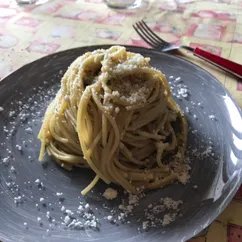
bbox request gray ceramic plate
[0,45,242,242]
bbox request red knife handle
[194,48,242,79]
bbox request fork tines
[133,20,168,49]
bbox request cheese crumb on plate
[103,188,118,200]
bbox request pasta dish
[38,46,188,195]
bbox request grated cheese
[103,188,118,200]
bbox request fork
[133,20,242,79]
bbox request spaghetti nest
[38,46,188,195]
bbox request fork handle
[193,48,242,79]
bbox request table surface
[0,0,242,241]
